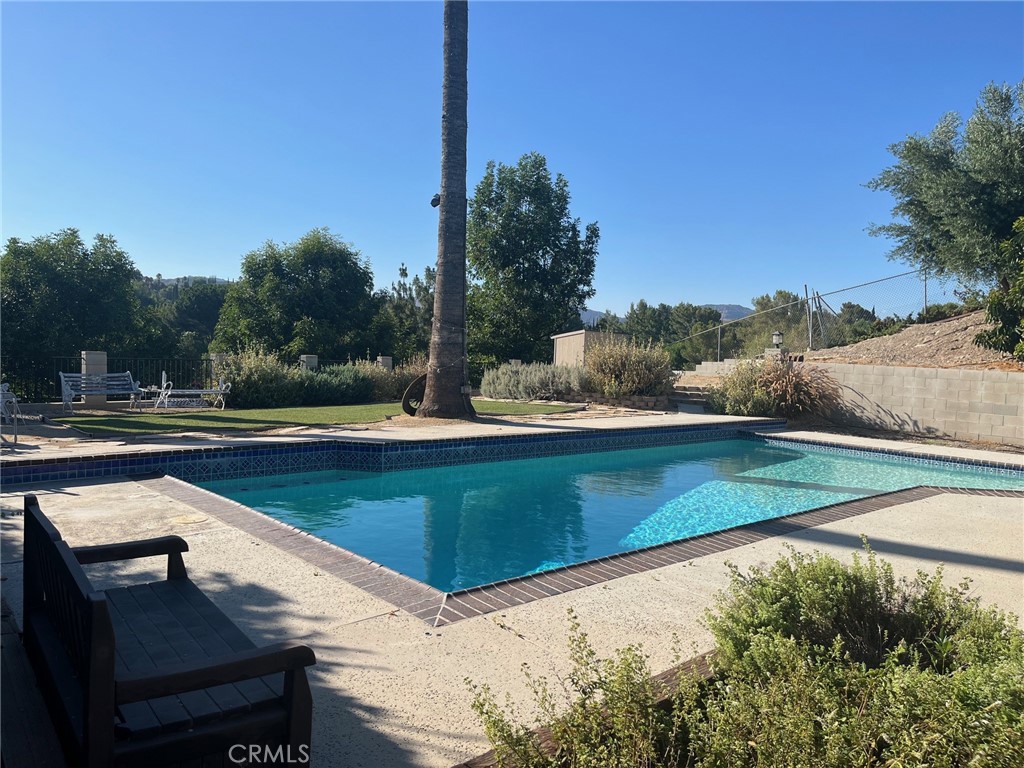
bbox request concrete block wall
[819,363,1023,447]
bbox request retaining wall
[819,363,1022,446]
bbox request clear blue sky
[3,1,1021,315]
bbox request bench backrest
[60,371,141,395]
[24,496,116,763]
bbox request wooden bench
[22,495,316,768]
[154,371,231,410]
[59,371,144,414]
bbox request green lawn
[57,400,577,437]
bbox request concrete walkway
[1,413,1022,767]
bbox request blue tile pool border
[751,433,1024,480]
[0,419,788,486]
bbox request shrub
[213,346,300,409]
[707,543,1021,672]
[705,358,842,418]
[584,339,673,398]
[468,611,691,768]
[213,348,375,408]
[480,363,591,401]
[353,355,429,402]
[295,364,373,406]
[468,547,1024,768]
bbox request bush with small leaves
[480,363,591,401]
[584,338,673,398]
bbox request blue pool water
[199,439,1024,592]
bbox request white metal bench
[154,371,231,410]
[59,371,143,414]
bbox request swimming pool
[199,437,1024,592]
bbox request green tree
[467,152,599,363]
[419,0,475,419]
[976,216,1024,360]
[622,300,673,343]
[171,281,229,353]
[868,81,1024,290]
[375,264,435,364]
[1,229,153,394]
[211,228,376,360]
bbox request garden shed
[551,330,626,367]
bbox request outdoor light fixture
[772,330,783,348]
[430,193,441,208]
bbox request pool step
[669,385,708,414]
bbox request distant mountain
[580,308,617,327]
[703,304,753,322]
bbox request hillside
[803,311,1022,370]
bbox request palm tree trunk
[419,0,475,419]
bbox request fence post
[81,350,107,408]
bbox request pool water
[199,439,1024,592]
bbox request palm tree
[418,0,475,419]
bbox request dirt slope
[803,311,1022,370]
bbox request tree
[868,81,1024,290]
[0,229,152,395]
[172,281,229,352]
[976,216,1024,360]
[211,228,376,360]
[622,300,673,343]
[467,152,599,363]
[419,0,475,419]
[374,264,435,364]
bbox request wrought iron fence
[0,356,214,403]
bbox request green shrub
[468,611,691,768]
[584,338,673,398]
[707,543,1021,672]
[213,346,300,409]
[353,355,428,402]
[295,364,374,406]
[480,363,591,401]
[705,358,842,418]
[213,348,375,408]
[468,547,1024,768]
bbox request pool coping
[143,473,1024,628]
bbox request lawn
[57,400,578,436]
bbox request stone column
[81,350,107,408]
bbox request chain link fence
[680,269,971,363]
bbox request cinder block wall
[819,363,1023,447]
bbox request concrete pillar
[81,350,107,407]
[509,359,522,367]
[207,353,229,385]
[376,355,393,370]
[299,355,318,371]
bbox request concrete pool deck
[1,412,1023,767]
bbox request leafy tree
[467,151,599,363]
[0,229,156,395]
[419,0,475,418]
[171,281,229,353]
[976,216,1024,360]
[621,300,672,343]
[591,310,622,333]
[211,228,376,360]
[374,264,435,364]
[868,81,1024,290]
[740,289,808,355]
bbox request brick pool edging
[143,475,1024,628]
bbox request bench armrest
[73,536,189,579]
[115,642,316,704]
